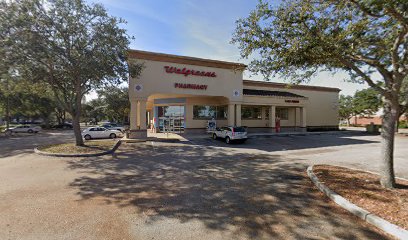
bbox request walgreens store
[128,50,340,138]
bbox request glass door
[157,106,185,133]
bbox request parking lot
[1,131,407,239]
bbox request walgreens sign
[164,66,216,77]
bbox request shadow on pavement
[185,132,379,152]
[68,142,389,239]
[0,131,74,158]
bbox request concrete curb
[307,165,408,240]
[34,140,122,157]
[247,130,361,139]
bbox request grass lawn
[38,140,117,154]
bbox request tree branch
[385,7,408,26]
[338,56,387,95]
[391,27,408,79]
[349,0,384,18]
[350,54,393,81]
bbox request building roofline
[243,80,341,92]
[128,49,247,70]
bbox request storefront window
[276,107,289,120]
[158,106,184,117]
[242,106,262,119]
[193,105,227,119]
[216,106,228,119]
[265,107,269,120]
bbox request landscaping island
[313,165,408,230]
[37,140,118,155]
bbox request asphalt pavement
[1,130,406,239]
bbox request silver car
[212,126,248,144]
[5,125,41,134]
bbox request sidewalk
[145,130,362,141]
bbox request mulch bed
[313,165,408,230]
[38,140,117,154]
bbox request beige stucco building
[128,50,340,138]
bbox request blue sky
[90,0,369,96]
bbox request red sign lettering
[174,83,208,90]
[164,66,216,78]
[285,100,300,103]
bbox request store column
[138,100,147,130]
[130,100,138,130]
[228,104,235,126]
[300,107,307,131]
[236,104,242,126]
[129,98,147,139]
[269,106,276,131]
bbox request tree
[0,78,58,127]
[339,95,355,125]
[353,88,382,117]
[82,98,106,125]
[232,0,408,188]
[1,0,140,146]
[97,86,130,124]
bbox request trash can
[366,122,380,134]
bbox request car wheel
[28,129,33,133]
[84,135,91,140]
[109,133,116,139]
[225,137,231,144]
[212,133,217,140]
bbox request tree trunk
[43,116,50,129]
[71,112,84,146]
[380,100,398,188]
[71,88,84,146]
[6,94,10,130]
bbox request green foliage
[353,88,382,116]
[232,0,407,94]
[97,86,130,124]
[339,88,381,123]
[0,78,57,125]
[1,0,139,145]
[82,98,106,125]
[232,0,408,187]
[339,95,355,121]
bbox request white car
[6,125,41,134]
[82,127,124,140]
[212,126,248,144]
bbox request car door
[17,126,27,133]
[87,128,96,138]
[97,127,108,138]
[93,128,102,138]
[13,126,23,133]
[221,127,229,138]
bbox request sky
[88,0,369,97]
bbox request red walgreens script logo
[164,66,216,77]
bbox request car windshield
[233,127,246,132]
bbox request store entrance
[157,106,185,133]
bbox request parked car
[211,126,248,144]
[101,123,125,132]
[53,123,73,130]
[82,127,124,140]
[5,125,42,134]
